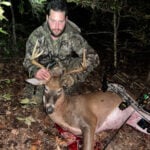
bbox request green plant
[16,116,36,126]
[0,93,12,101]
[0,1,11,34]
[20,98,38,105]
[28,0,46,18]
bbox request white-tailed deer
[26,41,150,150]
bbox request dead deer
[26,41,150,150]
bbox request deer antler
[65,48,87,75]
[30,40,87,75]
[30,40,45,69]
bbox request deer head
[26,67,65,114]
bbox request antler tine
[65,49,87,75]
[30,40,45,69]
[31,41,44,59]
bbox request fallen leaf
[16,116,36,126]
[1,93,12,101]
[24,116,36,126]
[11,129,19,136]
[20,98,37,105]
[6,110,11,115]
[0,123,5,129]
[20,98,30,104]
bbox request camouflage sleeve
[67,33,100,84]
[23,27,44,77]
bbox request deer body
[27,75,150,150]
[27,48,150,150]
[48,91,134,135]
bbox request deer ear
[26,78,46,85]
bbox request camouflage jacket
[23,20,100,84]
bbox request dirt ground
[0,58,150,150]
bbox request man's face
[47,9,67,38]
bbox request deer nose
[46,106,54,114]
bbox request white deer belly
[96,106,134,133]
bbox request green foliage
[67,0,122,10]
[0,27,7,34]
[0,1,11,20]
[0,79,15,101]
[28,0,47,17]
[67,0,93,7]
[0,78,15,84]
[18,0,25,15]
[0,1,11,34]
[27,0,122,19]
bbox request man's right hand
[35,68,51,81]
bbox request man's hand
[35,68,51,81]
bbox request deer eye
[56,88,63,97]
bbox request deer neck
[55,91,68,109]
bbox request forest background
[0,0,149,73]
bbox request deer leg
[80,115,97,150]
[81,125,95,150]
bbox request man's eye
[59,20,65,23]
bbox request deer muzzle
[45,104,55,114]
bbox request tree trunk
[113,3,117,68]
[10,0,17,52]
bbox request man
[23,0,100,101]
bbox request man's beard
[50,26,66,38]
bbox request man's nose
[54,22,59,29]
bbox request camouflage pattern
[23,20,100,85]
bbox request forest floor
[0,56,150,150]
